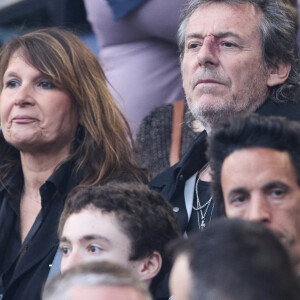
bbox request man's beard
[186,72,268,131]
[187,95,262,131]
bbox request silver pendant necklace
[192,164,213,231]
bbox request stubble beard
[186,72,269,132]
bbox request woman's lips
[12,115,38,123]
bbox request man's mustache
[192,71,231,88]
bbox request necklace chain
[192,164,213,231]
[23,188,41,204]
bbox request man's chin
[188,102,235,130]
[188,93,226,108]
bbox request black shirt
[0,159,83,300]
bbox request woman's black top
[0,159,83,300]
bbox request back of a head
[42,261,152,300]
[171,219,300,300]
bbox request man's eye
[187,42,202,50]
[231,195,246,204]
[221,41,236,48]
[60,246,71,256]
[271,189,285,197]
[87,245,102,254]
[190,43,199,48]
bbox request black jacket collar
[150,98,300,198]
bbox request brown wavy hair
[0,27,145,184]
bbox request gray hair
[178,0,300,103]
[42,261,152,300]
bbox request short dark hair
[43,261,152,300]
[206,114,300,214]
[59,182,181,293]
[178,0,300,102]
[170,218,300,300]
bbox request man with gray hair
[42,261,152,300]
[150,0,300,235]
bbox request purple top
[106,0,149,20]
[84,0,186,135]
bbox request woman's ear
[267,62,291,87]
[135,251,162,284]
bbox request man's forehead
[186,2,262,39]
[224,147,292,168]
[221,148,298,187]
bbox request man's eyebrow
[262,181,290,192]
[215,31,243,41]
[79,234,111,244]
[59,234,111,245]
[185,31,243,41]
[59,236,70,243]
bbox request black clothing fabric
[150,99,300,234]
[0,159,83,300]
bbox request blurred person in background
[43,261,153,300]
[169,219,300,300]
[0,27,145,300]
[83,0,186,135]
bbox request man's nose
[197,34,219,67]
[61,250,83,273]
[246,195,271,224]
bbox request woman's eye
[38,80,55,89]
[60,246,71,256]
[6,80,19,88]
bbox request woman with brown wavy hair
[0,27,145,300]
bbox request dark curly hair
[58,182,181,294]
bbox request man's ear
[267,62,291,87]
[136,251,162,283]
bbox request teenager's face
[60,208,139,273]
